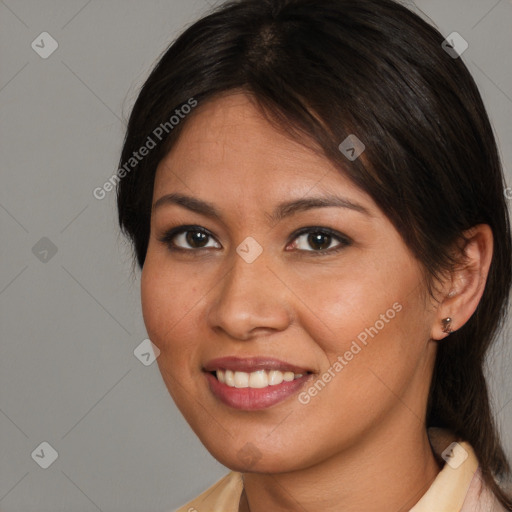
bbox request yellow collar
[410,427,478,511]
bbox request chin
[204,440,308,474]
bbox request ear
[431,224,493,341]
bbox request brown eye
[307,232,333,251]
[185,230,209,248]
[288,227,352,255]
[158,226,221,251]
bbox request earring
[441,317,453,334]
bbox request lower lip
[205,372,311,410]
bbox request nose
[206,248,293,341]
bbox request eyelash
[157,225,352,256]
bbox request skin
[141,91,493,512]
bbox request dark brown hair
[116,0,512,506]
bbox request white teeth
[215,369,306,388]
[268,370,283,386]
[249,370,268,388]
[224,370,235,387]
[234,371,249,388]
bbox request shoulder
[172,471,243,512]
[461,468,509,512]
[413,428,509,512]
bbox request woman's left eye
[287,228,352,254]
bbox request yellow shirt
[174,429,507,511]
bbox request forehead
[153,92,371,209]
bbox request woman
[116,0,512,510]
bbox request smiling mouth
[205,369,313,410]
[210,369,309,389]
[203,356,314,410]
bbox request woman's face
[141,92,438,473]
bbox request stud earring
[441,317,453,334]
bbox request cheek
[290,254,428,398]
[140,257,200,357]
[286,258,412,355]
[140,260,206,414]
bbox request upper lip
[203,356,312,374]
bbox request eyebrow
[152,192,372,223]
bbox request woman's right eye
[157,226,222,252]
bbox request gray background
[0,1,511,511]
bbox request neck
[239,421,442,512]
